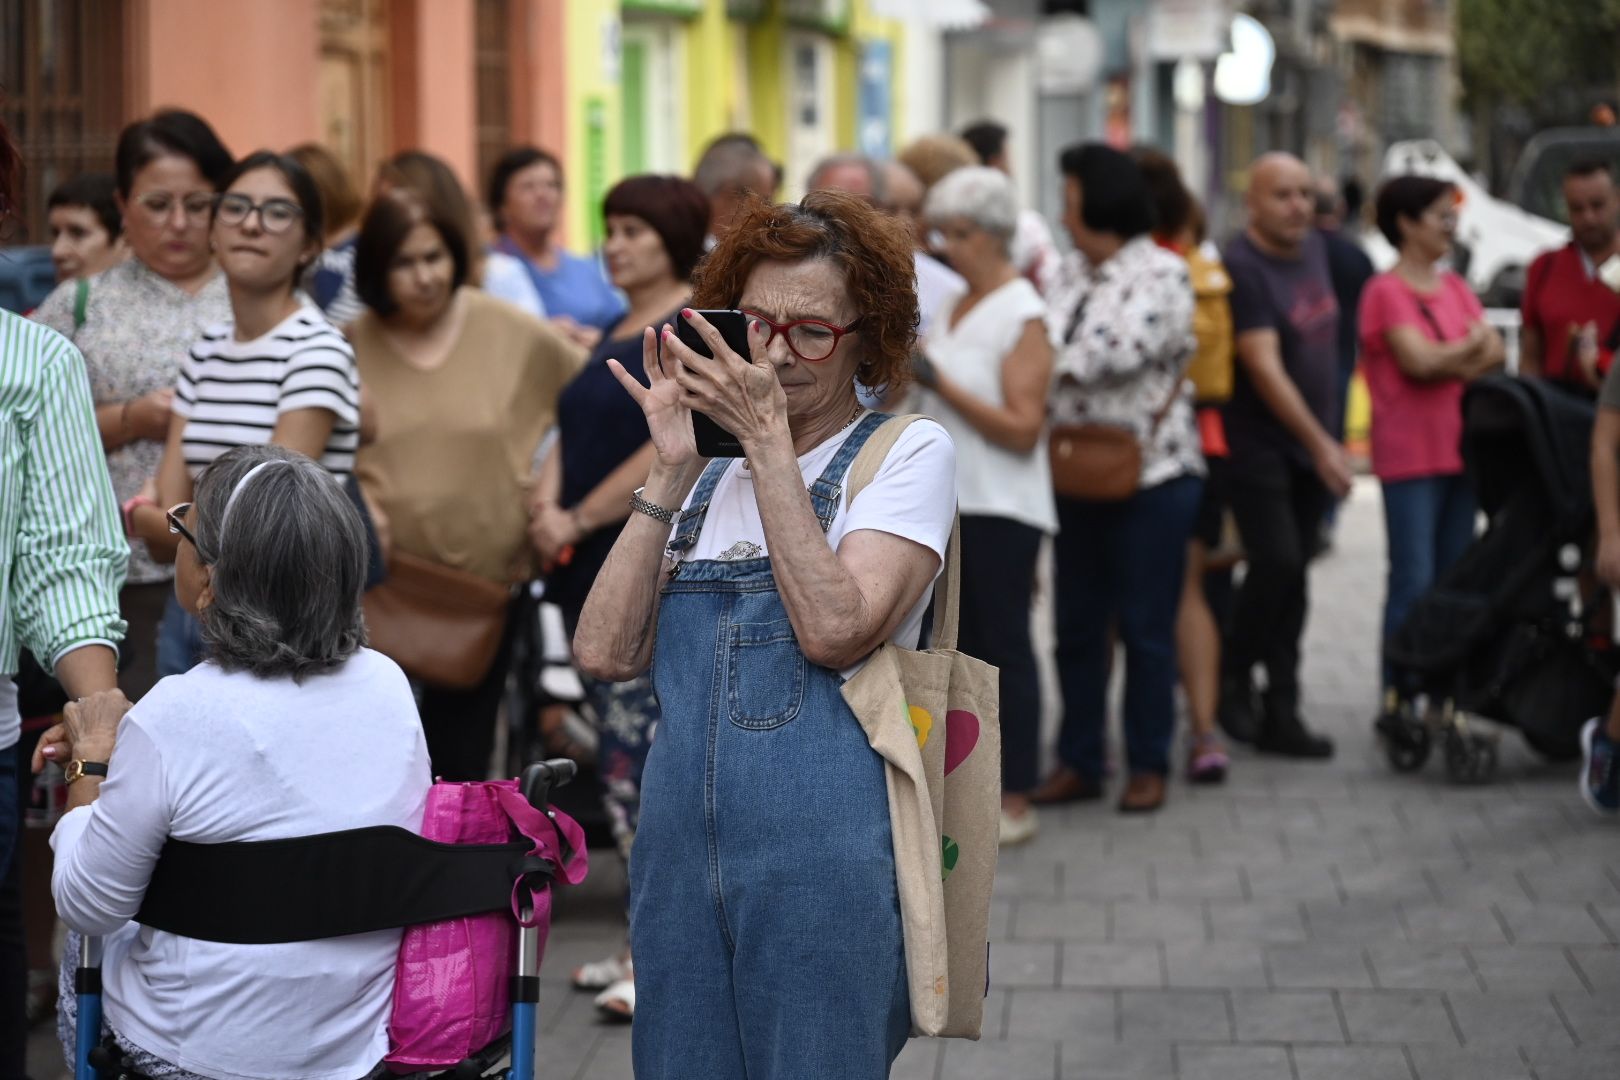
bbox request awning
[867,0,990,30]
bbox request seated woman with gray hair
[909,164,1055,847]
[40,444,431,1080]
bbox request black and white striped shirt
[175,303,361,479]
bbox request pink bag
[386,779,588,1071]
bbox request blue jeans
[1053,475,1203,780]
[630,417,909,1080]
[1381,472,1477,691]
[156,590,204,680]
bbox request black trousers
[417,615,518,782]
[956,515,1043,795]
[1222,452,1332,721]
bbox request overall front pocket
[727,618,808,729]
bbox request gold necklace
[742,401,866,474]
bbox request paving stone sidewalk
[529,479,1618,1079]
[28,481,1617,1079]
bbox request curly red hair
[690,190,919,391]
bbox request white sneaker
[572,951,630,991]
[998,806,1039,846]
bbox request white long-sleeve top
[51,648,432,1080]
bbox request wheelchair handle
[519,758,577,812]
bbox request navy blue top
[548,312,674,616]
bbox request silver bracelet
[630,486,680,525]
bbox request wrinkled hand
[1311,438,1355,500]
[551,316,603,352]
[658,310,786,451]
[32,689,132,774]
[128,387,175,441]
[1598,533,1620,590]
[607,326,704,468]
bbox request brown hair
[898,134,977,191]
[288,142,361,237]
[353,188,470,317]
[691,190,919,392]
[378,150,482,284]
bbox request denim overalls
[629,412,911,1080]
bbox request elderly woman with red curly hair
[573,191,956,1079]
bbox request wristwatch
[64,759,109,784]
[630,487,682,525]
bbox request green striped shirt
[0,308,128,715]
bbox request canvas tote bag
[839,414,1001,1039]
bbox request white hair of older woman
[923,165,1019,248]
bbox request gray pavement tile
[1338,990,1459,1045]
[1242,862,1343,902]
[1151,862,1247,901]
[1190,830,1291,866]
[1266,944,1376,989]
[1163,942,1270,990]
[1521,1048,1620,1080]
[1329,859,1436,903]
[1060,942,1164,989]
[1399,901,1513,945]
[993,940,1061,988]
[1176,1044,1292,1080]
[1493,903,1613,946]
[1105,827,1199,860]
[1110,900,1208,943]
[891,1038,943,1080]
[1005,989,1118,1042]
[938,1037,1058,1080]
[1515,863,1620,904]
[979,989,1011,1040]
[1061,861,1151,900]
[1552,992,1620,1048]
[1058,1040,1175,1080]
[1422,864,1537,906]
[1405,1048,1533,1080]
[1012,898,1110,941]
[1467,946,1589,994]
[1230,990,1346,1043]
[1207,900,1309,944]
[996,858,1064,900]
[576,1033,633,1080]
[1446,992,1576,1049]
[990,897,1016,940]
[1365,944,1482,992]
[1565,946,1620,991]
[1118,990,1231,1043]
[1292,1045,1416,1080]
[1304,898,1409,942]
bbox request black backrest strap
[135,826,549,945]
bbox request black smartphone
[663,308,750,457]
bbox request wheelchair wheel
[1443,728,1498,785]
[1375,707,1431,773]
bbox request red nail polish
[681,308,694,319]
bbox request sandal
[1187,735,1230,785]
[594,971,635,1023]
[572,951,630,992]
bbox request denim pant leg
[1381,477,1442,692]
[155,591,205,680]
[1053,497,1120,782]
[1115,476,1202,776]
[1435,473,1478,574]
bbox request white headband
[220,460,290,532]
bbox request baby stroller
[1378,374,1619,783]
[72,759,580,1080]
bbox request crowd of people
[2,97,1619,1079]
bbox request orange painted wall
[389,0,479,194]
[131,0,322,156]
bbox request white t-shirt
[915,277,1057,534]
[482,250,548,320]
[174,302,362,480]
[51,649,431,1080]
[915,251,967,338]
[673,417,957,659]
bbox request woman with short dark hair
[573,191,956,1078]
[31,109,234,698]
[529,172,709,1021]
[1361,176,1501,711]
[45,173,125,283]
[488,145,625,348]
[45,444,431,1080]
[351,188,583,781]
[1032,143,1204,814]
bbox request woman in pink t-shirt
[1359,176,1505,701]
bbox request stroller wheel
[1443,728,1498,785]
[1375,708,1431,773]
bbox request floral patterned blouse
[32,259,231,584]
[1046,235,1205,489]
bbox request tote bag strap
[844,414,963,653]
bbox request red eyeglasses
[741,310,862,362]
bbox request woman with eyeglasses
[124,151,361,679]
[31,110,233,699]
